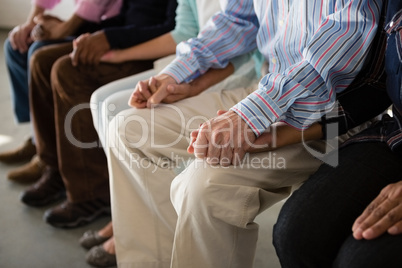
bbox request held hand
[190,110,256,166]
[100,50,125,63]
[149,81,195,104]
[70,31,110,66]
[30,14,64,41]
[8,23,35,53]
[352,181,402,240]
[188,110,323,162]
[128,74,177,108]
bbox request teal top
[170,0,199,44]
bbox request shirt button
[271,57,277,64]
[279,20,284,26]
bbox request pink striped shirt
[33,0,122,23]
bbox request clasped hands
[69,31,110,66]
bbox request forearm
[188,63,234,97]
[118,33,177,61]
[26,4,45,27]
[61,13,85,36]
[248,123,323,153]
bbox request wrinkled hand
[188,110,256,166]
[8,23,35,53]
[128,74,177,108]
[70,31,110,66]
[30,14,65,41]
[352,181,402,240]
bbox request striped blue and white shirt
[161,0,383,136]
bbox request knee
[333,234,402,268]
[273,192,320,267]
[273,200,303,261]
[171,161,229,218]
[50,55,75,95]
[29,46,53,74]
[4,38,22,62]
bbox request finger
[206,132,222,165]
[138,80,152,100]
[13,32,24,53]
[78,46,90,65]
[193,124,210,159]
[187,130,199,154]
[163,84,184,103]
[148,76,158,94]
[217,110,228,116]
[361,205,402,240]
[128,90,147,108]
[232,146,247,166]
[388,221,402,235]
[147,87,169,108]
[71,42,80,66]
[166,83,187,95]
[353,198,395,240]
[100,51,113,62]
[352,191,388,232]
[33,14,44,24]
[18,37,29,54]
[9,32,18,50]
[89,51,99,65]
[219,144,233,167]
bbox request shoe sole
[20,191,66,207]
[44,207,111,229]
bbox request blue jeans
[4,38,71,123]
[273,142,402,268]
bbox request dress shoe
[85,245,117,267]
[0,137,36,164]
[20,166,66,207]
[7,155,45,183]
[44,199,111,228]
[79,230,110,249]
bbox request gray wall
[0,0,73,29]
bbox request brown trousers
[29,42,153,203]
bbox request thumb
[167,83,188,95]
[33,14,44,24]
[100,51,113,62]
[147,87,169,108]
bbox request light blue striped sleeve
[161,0,259,83]
[232,0,383,135]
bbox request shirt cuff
[231,91,281,136]
[161,57,200,83]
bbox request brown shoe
[44,199,111,228]
[0,137,36,164]
[7,155,45,183]
[20,166,66,207]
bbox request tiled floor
[0,29,282,268]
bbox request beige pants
[107,86,324,268]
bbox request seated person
[273,2,402,267]
[1,0,122,183]
[104,0,392,267]
[18,0,177,229]
[79,2,259,266]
